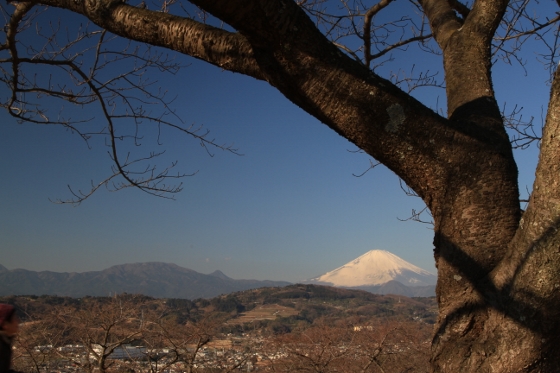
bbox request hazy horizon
[0,249,437,283]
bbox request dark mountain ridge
[0,262,290,299]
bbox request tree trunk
[416,1,560,370]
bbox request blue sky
[0,3,551,282]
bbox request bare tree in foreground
[263,319,430,373]
[12,296,254,373]
[3,0,560,371]
[13,296,150,373]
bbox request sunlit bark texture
[2,0,560,371]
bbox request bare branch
[363,0,394,67]
[352,157,382,177]
[1,5,241,203]
[369,33,433,61]
[397,179,434,225]
[502,103,541,150]
[418,0,463,48]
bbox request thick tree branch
[188,1,453,197]
[422,0,506,121]
[26,0,264,80]
[464,0,509,42]
[19,1,520,243]
[505,67,560,261]
[16,0,450,204]
[418,0,462,49]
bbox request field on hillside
[227,304,299,324]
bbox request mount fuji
[306,250,437,296]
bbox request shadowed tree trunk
[3,0,560,371]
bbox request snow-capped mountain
[308,250,436,287]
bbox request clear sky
[0,2,551,282]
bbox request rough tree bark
[3,0,560,371]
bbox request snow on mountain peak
[309,250,436,287]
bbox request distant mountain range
[0,250,437,298]
[305,250,437,297]
[0,262,290,299]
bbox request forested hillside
[2,284,437,329]
[3,286,435,372]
